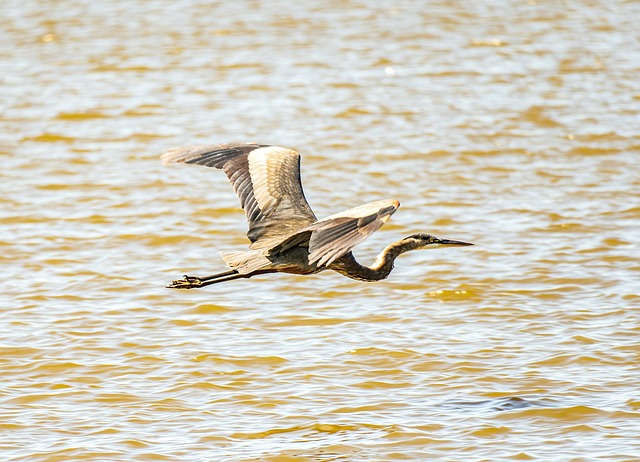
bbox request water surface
[2,1,639,460]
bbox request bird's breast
[269,246,321,275]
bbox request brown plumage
[162,143,473,288]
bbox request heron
[162,143,473,289]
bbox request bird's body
[162,143,472,288]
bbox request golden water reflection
[2,0,639,460]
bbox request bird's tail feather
[219,250,271,275]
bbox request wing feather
[162,143,317,247]
[268,199,400,267]
[307,200,399,266]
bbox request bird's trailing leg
[167,270,245,289]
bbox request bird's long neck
[330,239,419,282]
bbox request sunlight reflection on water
[2,0,640,460]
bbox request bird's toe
[167,275,202,289]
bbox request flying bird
[162,143,472,289]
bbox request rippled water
[2,1,640,460]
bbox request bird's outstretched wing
[270,199,400,267]
[161,143,317,248]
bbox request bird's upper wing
[161,143,318,248]
[270,199,400,267]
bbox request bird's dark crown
[404,233,474,248]
[406,233,437,243]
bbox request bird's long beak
[437,238,474,247]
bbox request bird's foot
[167,275,203,289]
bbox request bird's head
[403,233,474,249]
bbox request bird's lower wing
[270,199,399,267]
